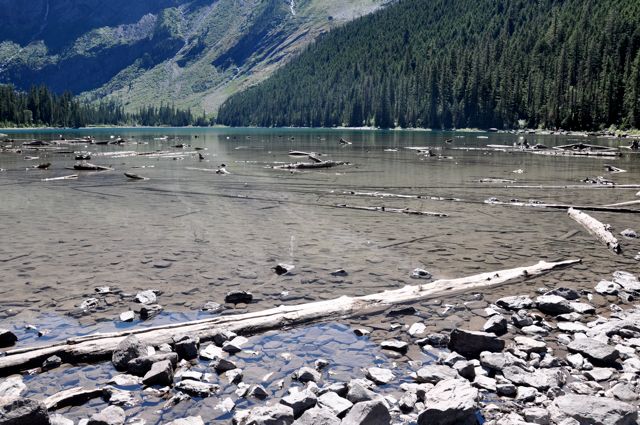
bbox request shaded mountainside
[218,0,640,130]
[0,0,387,114]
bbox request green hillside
[218,0,640,130]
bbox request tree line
[0,84,212,128]
[217,0,640,131]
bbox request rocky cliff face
[0,0,386,114]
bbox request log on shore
[0,259,579,376]
[567,208,621,254]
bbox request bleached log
[0,259,579,376]
[567,208,621,254]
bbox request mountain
[218,0,640,130]
[0,0,387,114]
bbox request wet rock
[317,391,352,417]
[415,365,458,384]
[174,335,199,360]
[174,380,219,397]
[142,360,174,387]
[241,404,294,425]
[549,394,637,425]
[417,379,479,425]
[0,329,17,348]
[448,329,505,358]
[281,390,317,418]
[119,311,134,322]
[79,298,99,310]
[223,336,249,354]
[295,367,321,383]
[0,376,27,400]
[342,400,390,425]
[164,417,205,425]
[293,406,340,424]
[127,352,178,376]
[482,315,508,336]
[411,268,432,279]
[0,397,50,425]
[535,295,573,315]
[620,229,638,239]
[201,302,223,313]
[567,339,619,365]
[365,367,395,385]
[87,406,125,425]
[134,290,157,305]
[42,355,62,371]
[112,335,148,371]
[273,263,295,276]
[225,291,253,304]
[139,304,163,320]
[496,296,534,310]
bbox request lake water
[0,128,638,330]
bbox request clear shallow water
[0,127,638,330]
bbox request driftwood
[335,204,447,217]
[567,208,621,254]
[44,387,103,410]
[73,163,112,171]
[41,174,78,182]
[485,199,640,214]
[275,160,349,170]
[0,259,579,376]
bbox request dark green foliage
[218,0,640,130]
[0,84,209,127]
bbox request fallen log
[0,259,579,376]
[335,204,447,217]
[44,386,104,410]
[567,208,621,254]
[485,199,640,214]
[275,160,350,170]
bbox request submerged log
[73,163,112,171]
[0,259,579,376]
[567,208,621,254]
[485,199,640,214]
[275,160,350,170]
[335,204,447,217]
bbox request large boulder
[111,335,148,371]
[0,398,50,425]
[549,394,637,425]
[417,379,479,425]
[341,400,390,425]
[448,329,504,358]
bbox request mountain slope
[218,0,640,130]
[0,0,387,114]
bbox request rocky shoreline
[1,269,640,425]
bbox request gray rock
[225,368,243,384]
[415,365,458,384]
[127,352,178,376]
[496,383,517,397]
[280,390,317,418]
[545,288,580,300]
[473,375,496,392]
[164,417,205,425]
[417,379,479,425]
[273,263,295,276]
[584,367,615,381]
[249,385,269,399]
[199,343,223,360]
[620,229,638,239]
[557,312,583,322]
[292,407,339,425]
[108,374,141,386]
[213,358,238,373]
[212,330,236,346]
[557,322,589,333]
[41,355,62,371]
[448,329,505,358]
[134,290,157,305]
[523,407,550,425]
[295,367,321,383]
[365,367,395,385]
[606,382,638,402]
[49,414,74,425]
[87,406,125,425]
[174,380,219,397]
[417,333,450,347]
[535,295,573,315]
[549,394,637,425]
[0,329,18,348]
[139,304,163,320]
[0,398,50,425]
[346,382,377,404]
[317,392,352,417]
[399,391,418,413]
[223,336,249,354]
[379,339,408,353]
[112,335,148,371]
[142,360,174,386]
[514,336,547,354]
[482,315,508,336]
[516,386,538,402]
[480,351,525,371]
[103,386,136,407]
[242,404,294,425]
[496,296,534,310]
[612,271,640,292]
[408,322,427,337]
[512,310,534,328]
[452,361,475,381]
[567,339,619,365]
[568,302,595,315]
[411,268,432,279]
[0,376,27,400]
[119,311,134,322]
[173,335,199,360]
[225,291,253,304]
[201,302,223,313]
[595,280,620,295]
[341,400,390,425]
[501,366,563,391]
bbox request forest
[217,0,640,130]
[0,84,210,128]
